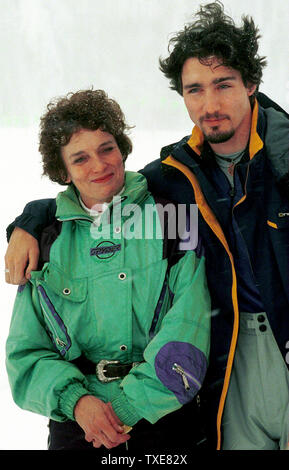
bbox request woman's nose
[89,155,107,173]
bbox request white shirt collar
[78,186,125,217]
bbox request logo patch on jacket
[90,241,121,259]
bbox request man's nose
[202,90,221,115]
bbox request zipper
[39,296,67,348]
[172,363,201,391]
[57,216,93,223]
[231,161,250,209]
[39,296,63,341]
[162,155,240,450]
[37,285,71,355]
[231,162,259,286]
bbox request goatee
[204,128,235,144]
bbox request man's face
[61,128,125,208]
[181,57,256,151]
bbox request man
[5,2,289,450]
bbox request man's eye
[189,88,199,94]
[218,84,230,90]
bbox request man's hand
[4,227,40,285]
[74,395,131,449]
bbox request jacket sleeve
[111,247,211,426]
[6,282,90,422]
[6,198,57,241]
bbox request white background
[0,0,288,450]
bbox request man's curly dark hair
[159,1,267,98]
[39,89,133,185]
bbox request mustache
[200,113,230,123]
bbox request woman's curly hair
[159,1,267,97]
[39,89,133,185]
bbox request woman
[6,89,211,452]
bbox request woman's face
[61,128,125,208]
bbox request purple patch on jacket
[17,284,26,294]
[155,341,207,404]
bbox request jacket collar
[55,171,149,222]
[185,98,264,161]
[263,106,289,183]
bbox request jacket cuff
[110,392,142,427]
[58,381,91,421]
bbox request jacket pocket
[36,264,88,356]
[267,206,289,230]
[267,215,289,230]
[43,262,88,302]
[276,210,289,228]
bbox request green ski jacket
[6,171,211,427]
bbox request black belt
[72,355,141,383]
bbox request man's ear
[247,83,257,97]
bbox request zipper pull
[172,363,191,391]
[56,338,66,347]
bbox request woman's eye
[102,146,114,153]
[73,156,86,164]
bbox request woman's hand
[74,395,131,449]
[4,227,40,285]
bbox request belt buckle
[96,359,120,383]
